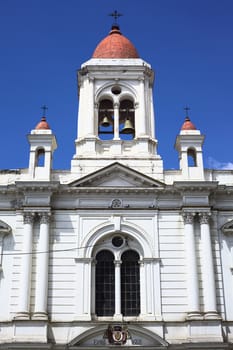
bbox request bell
[121,119,134,134]
[100,116,111,127]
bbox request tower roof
[181,116,196,131]
[92,25,139,59]
[35,116,50,130]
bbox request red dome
[181,117,196,131]
[35,116,50,130]
[92,25,139,59]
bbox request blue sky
[0,0,233,170]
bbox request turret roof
[92,25,139,59]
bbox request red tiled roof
[181,117,196,130]
[92,25,139,59]
[35,117,50,130]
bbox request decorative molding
[0,221,12,269]
[38,212,51,224]
[221,220,233,235]
[199,212,211,225]
[23,213,35,225]
[182,212,196,224]
[111,198,122,208]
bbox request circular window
[111,86,121,95]
[112,236,124,247]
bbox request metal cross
[109,10,123,23]
[41,105,48,116]
[184,106,190,117]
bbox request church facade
[0,23,233,350]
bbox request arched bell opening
[119,99,135,140]
[98,99,114,140]
[35,147,45,167]
[187,147,197,167]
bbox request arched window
[119,99,135,140]
[36,148,45,167]
[121,250,140,316]
[95,250,115,316]
[187,148,197,167]
[94,242,141,317]
[98,99,114,140]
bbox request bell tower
[71,24,163,180]
[175,114,205,180]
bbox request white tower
[175,115,205,180]
[71,24,163,180]
[28,116,57,180]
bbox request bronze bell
[100,116,111,127]
[121,118,134,134]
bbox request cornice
[15,181,60,192]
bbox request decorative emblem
[106,325,128,345]
[111,198,122,208]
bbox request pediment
[69,163,164,189]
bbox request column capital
[114,260,122,267]
[38,212,51,224]
[199,212,211,224]
[23,212,35,225]
[182,212,196,224]
[114,102,120,108]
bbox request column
[32,212,50,319]
[183,212,201,318]
[114,260,122,319]
[199,212,219,319]
[15,213,34,319]
[113,102,120,140]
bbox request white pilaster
[83,260,91,315]
[139,260,146,316]
[114,260,122,319]
[77,76,88,138]
[32,212,51,319]
[113,102,120,140]
[15,213,34,319]
[91,259,96,316]
[136,78,146,136]
[199,213,219,319]
[87,77,94,135]
[183,212,201,318]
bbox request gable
[68,162,164,189]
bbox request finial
[109,10,123,25]
[184,105,190,118]
[41,105,48,117]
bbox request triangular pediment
[69,162,164,189]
